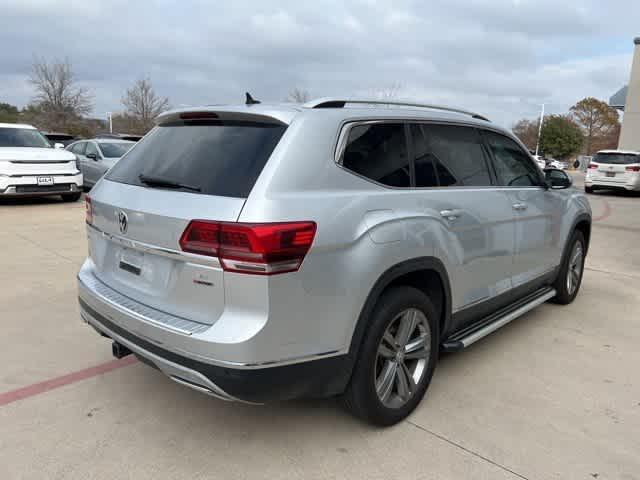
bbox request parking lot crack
[13,232,75,263]
[405,420,531,480]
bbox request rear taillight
[180,220,317,275]
[588,163,598,169]
[625,165,640,172]
[85,196,93,224]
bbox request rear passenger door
[410,124,515,326]
[482,130,563,287]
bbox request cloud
[1,0,638,127]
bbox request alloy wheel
[566,242,584,296]
[374,308,431,409]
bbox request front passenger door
[483,131,563,287]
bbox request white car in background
[547,159,568,170]
[532,155,546,170]
[585,150,640,193]
[0,123,83,201]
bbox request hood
[0,147,76,163]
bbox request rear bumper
[0,173,83,196]
[80,299,351,403]
[77,262,352,402]
[585,176,640,191]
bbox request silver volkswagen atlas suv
[77,98,591,426]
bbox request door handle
[440,209,463,221]
[512,203,527,211]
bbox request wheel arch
[348,257,452,360]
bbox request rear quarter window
[106,121,287,198]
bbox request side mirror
[545,168,572,189]
[54,143,64,149]
[86,153,98,161]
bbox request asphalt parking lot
[1,174,639,480]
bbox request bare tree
[121,77,170,132]
[570,97,620,155]
[286,88,310,103]
[512,118,539,151]
[29,56,93,129]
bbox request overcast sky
[1,0,638,127]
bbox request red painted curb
[593,198,612,222]
[0,356,137,407]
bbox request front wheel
[552,231,586,304]
[343,287,439,426]
[61,192,82,202]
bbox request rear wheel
[552,231,585,304]
[343,287,439,426]
[61,192,82,202]
[584,186,594,194]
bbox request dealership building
[610,37,640,151]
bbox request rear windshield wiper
[138,174,201,192]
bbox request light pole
[534,103,545,157]
[106,112,113,134]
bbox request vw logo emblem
[117,211,128,234]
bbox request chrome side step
[442,287,556,352]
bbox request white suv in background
[0,123,83,201]
[585,150,640,193]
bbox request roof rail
[303,97,490,122]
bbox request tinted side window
[342,123,410,187]
[85,142,99,157]
[484,131,542,187]
[410,124,438,187]
[72,142,86,155]
[426,124,492,186]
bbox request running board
[442,287,556,352]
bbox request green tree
[0,102,19,123]
[570,97,620,155]
[540,115,583,160]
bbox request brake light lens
[588,163,598,169]
[85,196,93,224]
[179,220,317,275]
[625,165,640,172]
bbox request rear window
[106,121,286,198]
[594,153,640,165]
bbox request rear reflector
[180,220,317,275]
[588,163,598,169]
[85,196,93,224]
[625,165,640,172]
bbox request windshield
[99,142,133,158]
[594,153,640,165]
[106,121,286,198]
[0,128,51,148]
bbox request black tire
[584,186,594,194]
[61,192,82,202]
[552,230,586,305]
[343,286,439,426]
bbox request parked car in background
[67,138,135,189]
[96,133,143,142]
[78,98,591,426]
[585,150,640,193]
[532,155,546,170]
[42,131,76,147]
[0,123,82,201]
[547,159,568,170]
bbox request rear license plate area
[119,249,143,276]
[606,171,615,178]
